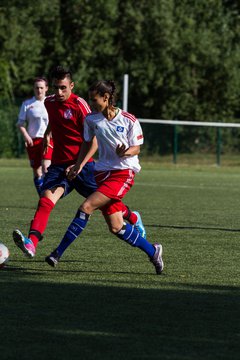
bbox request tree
[0,0,61,100]
[0,0,240,156]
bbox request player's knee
[80,201,94,215]
[108,224,123,235]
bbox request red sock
[28,197,55,247]
[121,203,138,224]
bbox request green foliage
[0,101,19,157]
[0,0,240,156]
[0,0,61,98]
[167,0,240,121]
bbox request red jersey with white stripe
[45,93,91,165]
[84,109,144,173]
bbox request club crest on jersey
[64,109,73,119]
[116,126,124,132]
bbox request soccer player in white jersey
[17,77,53,195]
[45,80,164,274]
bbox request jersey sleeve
[17,101,27,125]
[128,119,144,146]
[42,100,49,126]
[44,98,49,111]
[84,116,95,142]
[77,97,91,119]
[44,95,55,123]
[44,97,52,115]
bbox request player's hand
[66,164,82,180]
[42,159,51,175]
[25,137,33,147]
[116,143,128,157]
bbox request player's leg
[28,138,45,195]
[74,162,146,237]
[103,204,164,275]
[33,166,44,196]
[95,169,146,236]
[41,138,53,175]
[13,165,71,257]
[103,207,153,255]
[45,161,97,265]
[26,139,44,195]
[121,203,146,238]
[12,187,62,257]
[45,191,111,267]
[98,170,162,273]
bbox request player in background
[13,67,146,258]
[17,77,53,195]
[45,80,163,274]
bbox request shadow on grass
[3,263,154,276]
[0,272,239,360]
[148,224,240,232]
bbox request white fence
[138,119,240,165]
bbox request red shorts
[26,138,53,169]
[42,138,53,161]
[95,169,135,215]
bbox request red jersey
[45,93,92,165]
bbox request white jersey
[17,96,49,138]
[84,109,144,173]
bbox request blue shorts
[42,162,97,198]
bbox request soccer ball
[0,243,9,268]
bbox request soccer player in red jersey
[12,67,145,258]
[45,80,163,274]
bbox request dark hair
[88,80,117,105]
[50,66,72,81]
[34,77,48,86]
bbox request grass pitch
[0,158,239,360]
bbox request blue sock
[56,210,90,257]
[116,223,155,258]
[34,176,44,195]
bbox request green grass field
[0,158,239,360]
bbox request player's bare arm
[18,125,33,147]
[116,144,140,157]
[43,123,52,154]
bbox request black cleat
[45,249,60,267]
